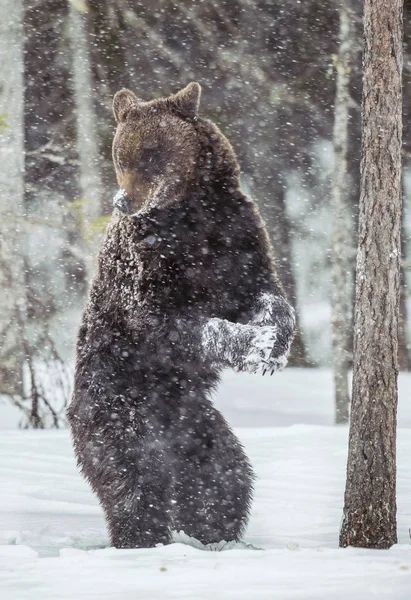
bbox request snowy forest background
[1,0,411,427]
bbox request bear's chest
[98,212,246,323]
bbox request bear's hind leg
[104,458,173,549]
[74,417,172,549]
[170,404,254,545]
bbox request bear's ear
[113,89,141,123]
[167,82,201,120]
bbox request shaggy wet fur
[67,84,295,549]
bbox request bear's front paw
[240,325,288,376]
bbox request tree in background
[0,0,72,427]
[399,203,411,369]
[68,0,104,275]
[24,0,86,296]
[0,0,25,397]
[330,0,357,424]
[340,0,403,548]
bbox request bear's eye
[117,160,125,175]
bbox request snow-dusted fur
[67,83,295,549]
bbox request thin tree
[340,0,403,549]
[0,0,25,396]
[68,0,103,274]
[398,204,411,369]
[331,0,356,423]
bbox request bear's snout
[113,188,132,214]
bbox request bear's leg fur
[69,395,173,548]
[101,439,173,549]
[168,400,254,544]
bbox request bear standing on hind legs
[67,82,295,549]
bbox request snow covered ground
[1,368,411,599]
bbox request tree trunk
[85,0,132,213]
[331,0,356,424]
[258,174,311,367]
[339,0,403,549]
[68,0,103,274]
[0,0,25,395]
[398,199,411,370]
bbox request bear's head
[112,82,202,216]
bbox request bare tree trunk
[398,200,411,369]
[68,0,103,274]
[258,174,311,367]
[339,0,403,549]
[0,0,25,395]
[331,0,356,424]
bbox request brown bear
[67,82,295,549]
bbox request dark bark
[24,0,78,201]
[339,0,403,549]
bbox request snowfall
[1,368,411,599]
